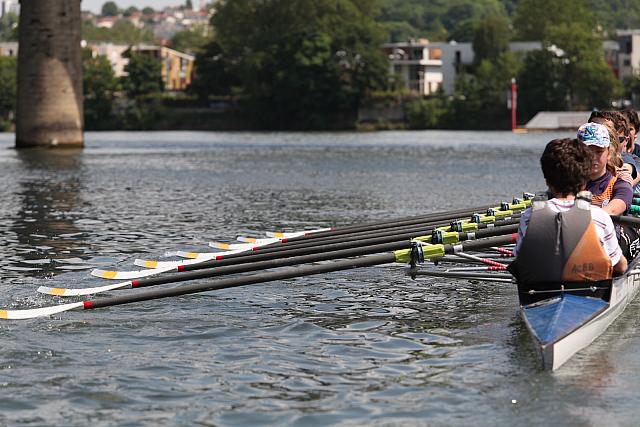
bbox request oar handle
[611,215,640,228]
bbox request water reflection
[6,148,93,276]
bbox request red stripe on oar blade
[281,239,288,243]
[178,266,185,272]
[83,301,94,310]
[131,281,140,288]
[511,233,518,242]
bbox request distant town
[0,0,638,131]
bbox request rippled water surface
[2,130,640,426]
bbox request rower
[510,138,626,304]
[577,122,639,259]
[577,122,633,215]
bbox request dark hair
[540,138,592,196]
[623,109,640,133]
[588,110,615,123]
[610,111,631,138]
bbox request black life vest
[508,193,612,305]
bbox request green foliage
[447,52,520,128]
[82,20,157,44]
[122,52,164,98]
[185,0,193,9]
[83,53,120,130]
[170,25,210,54]
[123,6,139,17]
[378,0,506,42]
[472,14,510,65]
[0,56,16,125]
[588,0,640,32]
[189,41,236,99]
[101,1,119,17]
[207,0,390,128]
[0,12,18,41]
[544,23,621,109]
[404,96,447,129]
[142,7,155,15]
[517,50,568,120]
[513,0,594,41]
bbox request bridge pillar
[16,0,83,148]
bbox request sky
[82,0,192,13]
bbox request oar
[135,213,515,269]
[93,218,521,280]
[155,199,530,263]
[42,224,519,296]
[256,199,529,244]
[611,215,640,227]
[4,233,517,320]
[408,270,514,282]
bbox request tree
[82,20,157,44]
[0,12,18,41]
[208,0,389,128]
[545,24,621,109]
[83,53,119,129]
[447,52,521,129]
[513,0,593,41]
[170,24,210,53]
[517,50,568,120]
[123,52,163,98]
[0,56,16,127]
[189,41,236,99]
[185,0,193,9]
[123,6,139,17]
[142,7,155,15]
[472,14,510,65]
[101,1,119,17]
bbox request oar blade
[133,256,214,269]
[0,301,85,320]
[264,228,331,238]
[37,281,132,297]
[90,266,174,280]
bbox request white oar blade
[236,236,281,244]
[37,280,132,297]
[209,241,257,251]
[90,266,174,280]
[175,248,246,259]
[265,227,331,239]
[0,301,84,320]
[133,254,216,269]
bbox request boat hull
[521,259,640,370]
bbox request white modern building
[0,0,18,17]
[382,39,541,96]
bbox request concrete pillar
[16,0,83,148]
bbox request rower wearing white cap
[577,122,633,216]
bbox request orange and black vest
[591,175,618,208]
[508,195,612,305]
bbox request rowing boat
[520,256,640,370]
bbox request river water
[1,130,639,426]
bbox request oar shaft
[229,215,520,258]
[86,234,517,310]
[184,222,519,272]
[134,225,516,288]
[132,225,516,287]
[266,202,525,244]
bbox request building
[616,30,640,81]
[0,0,18,17]
[128,45,195,91]
[0,41,17,56]
[383,40,540,96]
[88,43,195,92]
